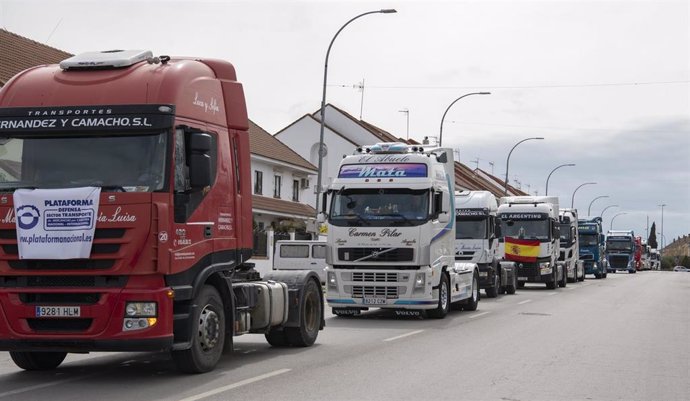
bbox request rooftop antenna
[453,148,461,162]
[356,79,365,120]
[398,108,409,139]
[488,161,495,175]
[534,190,539,196]
[471,158,479,170]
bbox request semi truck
[606,230,637,273]
[0,50,324,373]
[321,142,480,318]
[577,217,607,279]
[498,196,565,289]
[455,190,516,297]
[559,208,585,283]
[649,248,660,270]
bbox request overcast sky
[1,0,688,247]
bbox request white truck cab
[559,208,585,282]
[273,240,327,283]
[455,190,517,297]
[321,143,479,318]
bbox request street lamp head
[479,91,491,95]
[380,9,397,13]
[535,137,545,140]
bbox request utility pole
[398,108,409,140]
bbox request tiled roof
[252,195,316,219]
[313,103,403,144]
[0,29,72,86]
[454,162,505,198]
[249,120,317,172]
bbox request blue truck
[605,230,637,274]
[578,218,607,279]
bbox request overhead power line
[329,80,689,90]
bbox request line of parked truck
[0,49,658,374]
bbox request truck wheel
[602,271,607,278]
[559,269,567,288]
[578,268,585,281]
[461,273,479,311]
[594,273,601,279]
[265,328,289,347]
[517,281,525,289]
[10,351,67,371]
[285,279,321,346]
[546,270,557,289]
[485,273,499,298]
[172,285,225,373]
[428,273,450,318]
[505,274,517,295]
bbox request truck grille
[0,228,125,270]
[0,275,127,288]
[609,255,629,269]
[455,251,475,261]
[351,285,399,298]
[338,248,413,262]
[19,293,101,305]
[352,272,399,282]
[26,318,93,332]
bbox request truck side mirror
[321,191,328,214]
[189,132,212,188]
[495,221,502,238]
[438,212,450,224]
[316,212,326,224]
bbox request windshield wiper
[344,213,369,226]
[100,185,127,192]
[382,212,415,225]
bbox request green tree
[648,222,658,248]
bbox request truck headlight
[327,271,337,288]
[125,302,157,317]
[414,272,425,288]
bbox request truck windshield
[559,223,572,244]
[500,219,550,241]
[330,188,429,227]
[606,240,632,252]
[579,233,598,246]
[456,219,487,239]
[0,132,168,192]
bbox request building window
[254,171,263,194]
[292,179,300,201]
[274,175,282,198]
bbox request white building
[247,120,318,275]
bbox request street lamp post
[610,212,627,230]
[315,9,397,214]
[658,203,667,257]
[438,92,490,147]
[600,204,619,220]
[587,195,610,216]
[545,163,575,195]
[503,137,544,195]
[571,182,597,209]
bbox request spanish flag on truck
[504,237,540,262]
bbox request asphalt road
[0,271,688,401]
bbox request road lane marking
[176,369,291,401]
[547,292,557,296]
[383,329,424,342]
[0,373,98,399]
[469,311,490,319]
[517,299,532,305]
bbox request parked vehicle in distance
[578,217,607,279]
[673,266,689,272]
[559,208,585,283]
[455,190,517,297]
[274,240,327,283]
[498,196,565,289]
[606,230,637,274]
[649,249,660,270]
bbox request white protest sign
[13,187,101,259]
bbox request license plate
[518,277,528,281]
[362,297,387,305]
[35,306,81,317]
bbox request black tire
[462,273,480,311]
[506,274,517,295]
[578,268,585,281]
[559,267,567,288]
[517,281,525,289]
[485,272,499,298]
[546,270,557,289]
[172,285,225,374]
[265,328,289,347]
[285,279,322,346]
[10,351,66,371]
[602,271,607,278]
[428,273,450,319]
[594,273,601,279]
